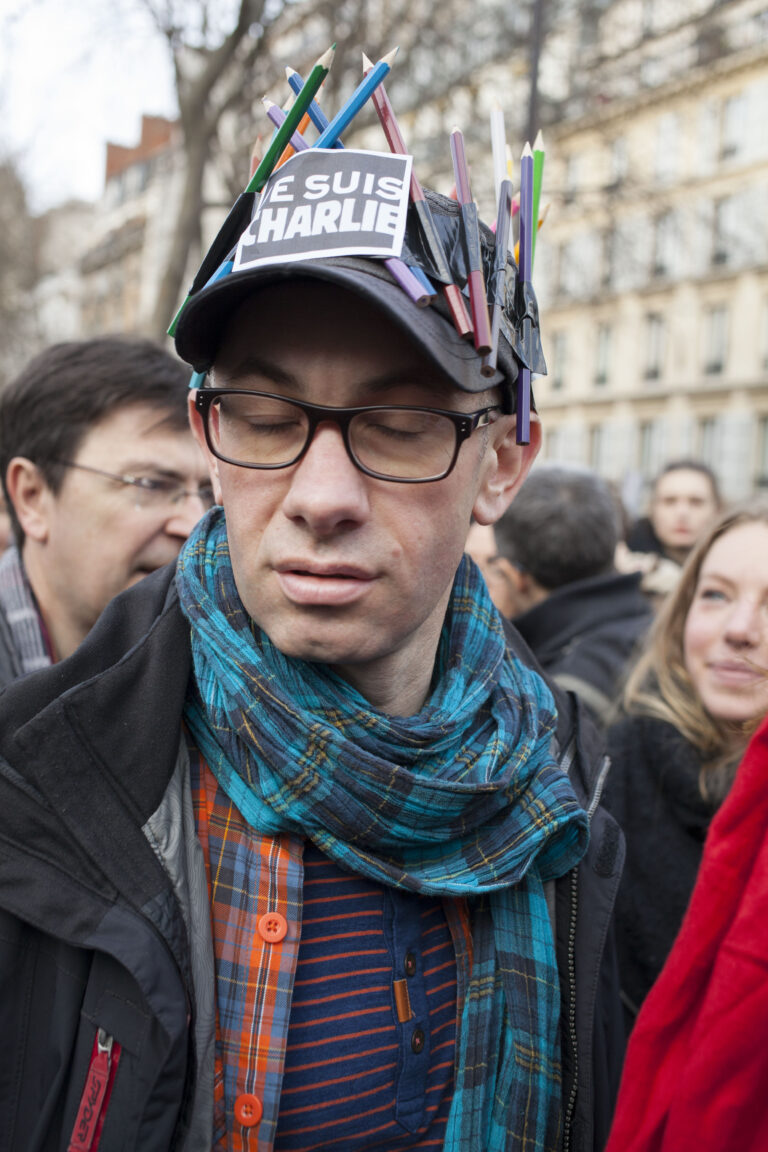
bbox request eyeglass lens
[207,393,458,480]
[131,481,216,510]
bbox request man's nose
[281,422,371,535]
[164,491,210,538]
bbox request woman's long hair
[622,499,768,800]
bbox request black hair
[0,336,191,546]
[494,465,621,590]
[651,459,722,506]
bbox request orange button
[234,1092,263,1127]
[258,911,288,943]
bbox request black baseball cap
[173,159,543,408]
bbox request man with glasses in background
[0,154,623,1151]
[0,336,212,684]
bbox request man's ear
[5,458,52,544]
[188,391,223,505]
[472,414,541,526]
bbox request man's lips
[274,562,376,606]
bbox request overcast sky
[1,0,177,212]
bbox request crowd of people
[0,133,765,1152]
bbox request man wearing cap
[0,152,623,1152]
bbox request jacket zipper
[562,866,579,1152]
[67,1028,120,1152]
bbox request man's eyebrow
[119,461,186,481]
[216,358,449,397]
[217,356,297,390]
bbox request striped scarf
[0,546,52,675]
[177,509,588,1151]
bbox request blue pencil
[313,48,398,149]
[286,66,344,147]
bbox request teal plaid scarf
[177,509,588,1151]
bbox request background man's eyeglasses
[195,389,500,483]
[53,460,216,511]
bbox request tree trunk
[149,130,210,344]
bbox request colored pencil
[262,97,310,158]
[313,48,398,149]
[276,109,314,168]
[490,102,508,213]
[262,99,432,308]
[363,54,473,341]
[516,142,534,444]
[167,46,335,336]
[449,127,492,354]
[531,130,545,268]
[286,66,344,147]
[246,44,335,191]
[481,179,513,378]
[273,75,437,301]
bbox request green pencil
[246,44,335,192]
[531,129,545,269]
[167,44,336,335]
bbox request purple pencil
[516,142,534,444]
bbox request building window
[608,137,628,186]
[545,427,562,461]
[595,323,612,386]
[720,93,745,161]
[652,210,676,278]
[600,227,615,290]
[702,304,729,375]
[655,114,678,183]
[644,313,665,380]
[564,154,582,204]
[589,424,605,472]
[639,420,659,476]
[711,197,733,266]
[756,416,768,490]
[697,416,718,462]
[549,331,568,391]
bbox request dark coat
[603,713,717,1031]
[514,571,653,724]
[0,564,625,1151]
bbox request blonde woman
[604,501,768,1031]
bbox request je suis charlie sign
[234,149,413,270]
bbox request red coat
[606,714,768,1152]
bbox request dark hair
[494,465,621,590]
[0,336,191,546]
[651,459,722,506]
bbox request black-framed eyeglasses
[195,389,500,483]
[53,460,216,510]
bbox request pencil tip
[285,65,297,78]
[262,96,274,108]
[381,46,399,65]
[533,129,544,150]
[317,44,335,67]
[522,141,533,157]
[362,52,374,70]
[451,125,463,136]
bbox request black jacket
[513,571,652,724]
[603,713,716,1031]
[0,565,624,1151]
